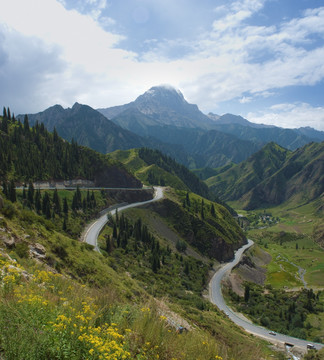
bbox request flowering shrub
[0,252,228,359]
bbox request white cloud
[0,0,131,72]
[247,103,324,130]
[212,0,265,32]
[0,0,324,133]
[239,96,253,104]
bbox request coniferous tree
[113,223,117,239]
[211,203,216,217]
[71,193,78,211]
[1,116,8,133]
[63,217,67,231]
[35,189,41,213]
[76,186,81,208]
[184,261,190,275]
[105,235,113,253]
[53,127,59,142]
[63,197,68,216]
[152,254,159,273]
[121,233,128,249]
[9,180,16,202]
[3,107,7,118]
[2,182,8,198]
[23,114,29,133]
[186,192,190,207]
[27,181,34,207]
[53,189,61,215]
[115,208,119,224]
[87,190,91,207]
[117,233,121,247]
[42,192,50,216]
[91,191,96,207]
[133,218,142,242]
[244,284,250,302]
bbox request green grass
[0,192,274,360]
[237,197,324,290]
[1,253,231,360]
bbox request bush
[15,242,29,258]
[52,244,68,260]
[0,201,17,219]
[176,239,187,252]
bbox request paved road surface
[84,186,163,252]
[209,239,323,352]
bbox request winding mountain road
[84,189,323,353]
[209,239,324,352]
[84,186,163,252]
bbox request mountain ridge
[207,141,324,210]
[17,85,324,170]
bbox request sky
[0,0,324,131]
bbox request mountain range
[206,141,324,210]
[19,85,324,170]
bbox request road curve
[84,186,163,252]
[209,239,324,351]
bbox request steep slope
[0,111,270,359]
[99,86,321,168]
[110,148,213,200]
[18,103,152,154]
[108,114,260,168]
[0,183,268,360]
[98,85,214,129]
[207,141,324,210]
[243,141,324,209]
[146,189,246,262]
[0,114,141,188]
[17,103,197,169]
[206,142,290,202]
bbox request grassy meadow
[234,197,324,290]
[224,197,324,344]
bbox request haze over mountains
[21,85,324,170]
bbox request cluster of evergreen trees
[146,170,165,187]
[229,283,323,341]
[182,191,216,220]
[0,108,118,182]
[106,212,167,273]
[1,179,100,235]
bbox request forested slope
[0,113,141,188]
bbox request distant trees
[230,282,322,340]
[109,213,164,273]
[0,109,123,184]
[138,148,212,199]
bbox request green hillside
[147,189,246,261]
[207,141,324,210]
[0,113,141,188]
[110,148,213,199]
[0,174,271,360]
[0,109,275,359]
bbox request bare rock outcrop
[29,243,46,260]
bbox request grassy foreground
[0,190,273,360]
